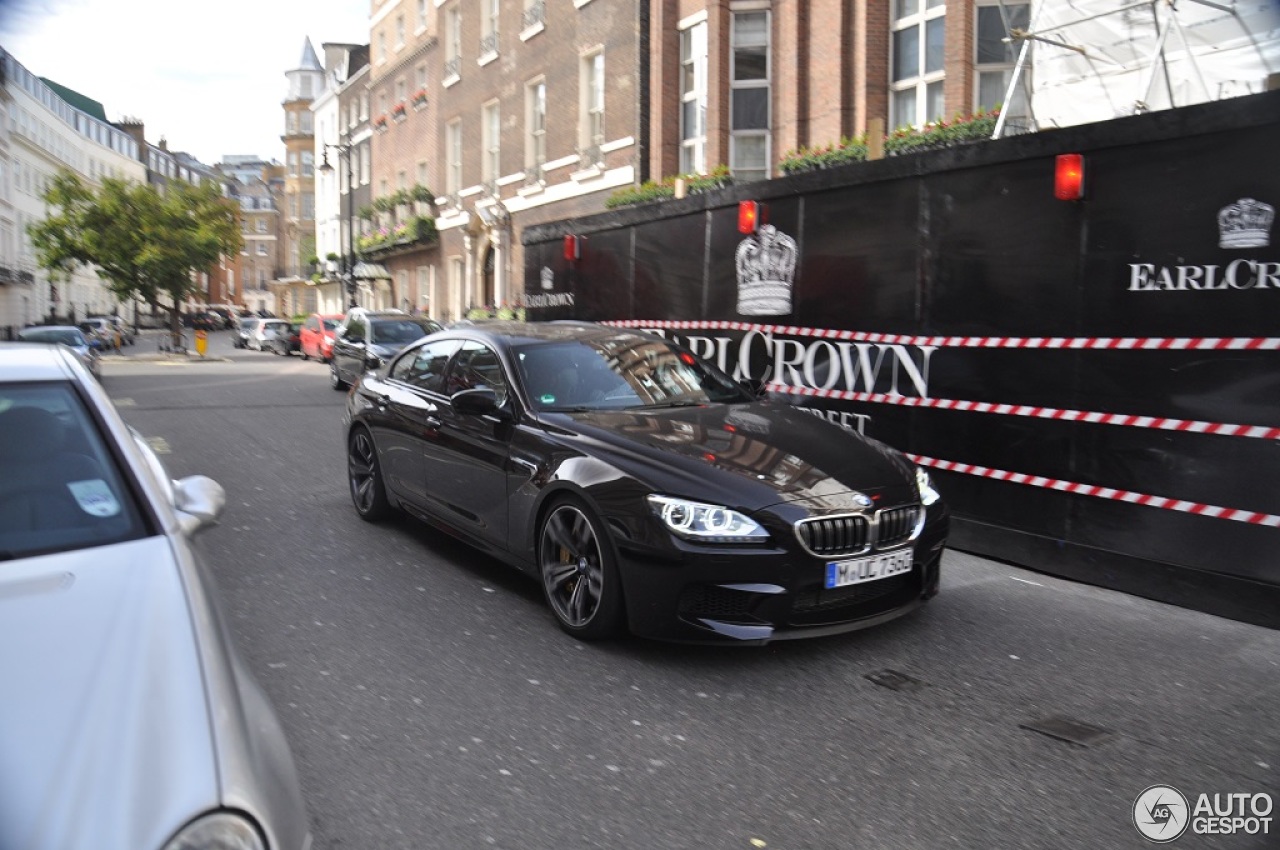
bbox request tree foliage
[29,171,243,333]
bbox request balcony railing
[479,32,498,56]
[522,1,545,29]
[443,56,461,79]
[578,144,603,170]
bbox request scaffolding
[993,0,1280,138]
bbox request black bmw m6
[343,321,948,644]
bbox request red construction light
[563,234,580,261]
[1054,154,1085,201]
[738,201,764,234]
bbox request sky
[0,0,370,165]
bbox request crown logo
[1217,198,1273,249]
[735,224,797,316]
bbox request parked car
[342,321,949,643]
[0,342,312,850]
[329,309,442,390]
[206,306,240,330]
[82,315,134,347]
[299,312,344,362]
[247,318,291,351]
[16,325,101,379]
[234,317,259,349]
[267,320,304,356]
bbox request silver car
[0,343,311,850]
[16,325,101,379]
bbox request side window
[306,317,318,331]
[447,342,508,405]
[391,339,461,393]
[346,318,367,341]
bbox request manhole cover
[865,668,925,692]
[1020,715,1112,747]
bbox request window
[482,101,501,184]
[891,0,946,129]
[730,11,770,182]
[418,160,430,186]
[300,112,313,134]
[256,218,267,234]
[446,119,463,194]
[302,150,314,177]
[580,51,604,158]
[526,79,546,176]
[481,0,499,57]
[679,21,708,175]
[392,339,461,393]
[257,243,268,256]
[378,31,386,63]
[449,342,508,405]
[975,0,1030,125]
[418,0,428,29]
[445,7,462,79]
[396,14,405,47]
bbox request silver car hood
[0,536,217,850]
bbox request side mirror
[452,387,500,416]
[173,474,226,535]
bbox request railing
[522,1,545,29]
[578,144,603,169]
[479,32,498,56]
[443,57,461,79]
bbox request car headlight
[163,812,264,850]
[647,495,769,543]
[916,467,941,506]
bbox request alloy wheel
[347,428,388,520]
[539,502,622,637]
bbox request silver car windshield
[514,339,751,412]
[0,384,150,560]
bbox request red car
[299,313,343,362]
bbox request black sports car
[343,321,948,643]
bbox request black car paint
[345,322,948,643]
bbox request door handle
[425,416,442,429]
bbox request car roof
[0,341,80,381]
[432,320,645,348]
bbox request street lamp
[319,141,359,309]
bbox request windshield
[323,319,340,330]
[0,383,150,560]
[514,338,752,412]
[371,319,436,344]
[19,329,86,347]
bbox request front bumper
[612,508,948,644]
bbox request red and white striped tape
[608,319,1280,351]
[774,384,1280,441]
[910,454,1280,528]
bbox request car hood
[0,537,218,850]
[542,400,918,512]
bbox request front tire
[347,427,390,521]
[538,498,625,640]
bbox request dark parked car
[342,321,949,643]
[329,309,443,390]
[268,321,304,356]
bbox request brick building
[358,0,645,322]
[648,0,1030,181]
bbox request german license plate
[824,549,913,589]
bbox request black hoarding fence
[521,90,1280,629]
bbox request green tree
[29,171,242,345]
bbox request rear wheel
[347,427,390,521]
[538,498,625,640]
[330,360,348,390]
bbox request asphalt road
[102,330,1278,850]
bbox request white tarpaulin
[1027,0,1280,128]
